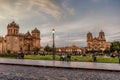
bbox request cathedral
[87,30,111,51]
[0,21,41,53]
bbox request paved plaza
[0,64,120,80]
[0,58,120,80]
[0,58,120,71]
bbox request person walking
[92,53,97,62]
[17,51,21,59]
[66,54,71,62]
[21,52,24,59]
[61,54,65,61]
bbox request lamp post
[52,29,55,60]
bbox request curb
[0,62,120,72]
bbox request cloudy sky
[0,0,120,47]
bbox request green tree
[104,49,110,54]
[44,45,52,52]
[33,47,40,54]
[110,41,120,52]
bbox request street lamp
[52,28,55,60]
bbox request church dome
[7,21,19,28]
[32,28,40,33]
[87,32,92,36]
[25,31,31,36]
[99,30,105,36]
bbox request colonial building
[87,30,111,51]
[0,21,41,53]
[56,45,83,54]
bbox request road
[0,64,120,80]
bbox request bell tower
[87,32,93,50]
[7,21,19,36]
[32,28,40,38]
[32,28,40,48]
[99,30,106,41]
[87,32,93,42]
[6,21,20,52]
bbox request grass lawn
[24,55,60,61]
[97,57,118,63]
[24,55,119,63]
[0,55,119,63]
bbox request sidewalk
[0,58,120,71]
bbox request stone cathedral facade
[0,21,40,53]
[87,30,111,51]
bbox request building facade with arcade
[0,21,41,53]
[87,30,111,51]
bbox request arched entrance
[27,44,30,54]
[20,47,22,52]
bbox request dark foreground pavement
[0,58,120,71]
[0,64,120,80]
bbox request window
[16,30,18,34]
[8,29,10,34]
[14,29,15,34]
[11,29,12,34]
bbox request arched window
[16,30,18,34]
[10,29,12,34]
[8,29,10,34]
[14,29,16,34]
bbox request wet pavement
[0,64,120,80]
[0,58,120,71]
